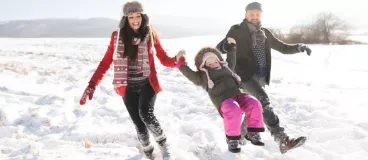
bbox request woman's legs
[123,86,153,156]
[137,82,172,158]
[137,83,166,141]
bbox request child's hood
[194,47,224,71]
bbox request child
[175,38,265,153]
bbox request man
[216,2,312,154]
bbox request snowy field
[0,36,368,160]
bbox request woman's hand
[176,49,186,62]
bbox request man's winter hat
[199,52,241,89]
[245,2,263,11]
[119,1,149,28]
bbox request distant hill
[1,16,367,39]
[0,18,117,38]
[0,17,230,38]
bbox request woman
[79,1,179,159]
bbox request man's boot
[274,131,307,154]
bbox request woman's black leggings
[123,82,166,147]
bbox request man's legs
[240,77,286,142]
[240,76,307,153]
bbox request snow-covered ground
[349,35,368,44]
[0,36,368,160]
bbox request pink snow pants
[220,94,264,137]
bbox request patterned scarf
[247,22,267,47]
[112,30,152,87]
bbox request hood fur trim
[194,47,223,71]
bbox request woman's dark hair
[121,14,150,60]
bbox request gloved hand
[297,44,312,56]
[79,84,96,105]
[175,56,187,68]
[176,49,186,62]
[175,50,187,68]
[224,37,237,52]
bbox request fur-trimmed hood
[194,47,224,71]
[194,47,241,89]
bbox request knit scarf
[112,30,152,87]
[247,22,267,47]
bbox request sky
[1,0,367,30]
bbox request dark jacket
[178,47,243,113]
[216,19,301,85]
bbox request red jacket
[89,31,176,97]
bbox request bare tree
[312,13,349,44]
[282,12,357,44]
[267,28,287,42]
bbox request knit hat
[119,1,149,28]
[199,52,241,89]
[245,2,262,11]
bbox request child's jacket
[178,47,245,113]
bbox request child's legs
[220,97,243,139]
[236,94,265,132]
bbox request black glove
[297,44,311,56]
[224,42,237,53]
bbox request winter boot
[157,138,174,160]
[226,139,241,153]
[142,145,155,160]
[245,132,265,146]
[278,136,307,154]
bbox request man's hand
[297,44,312,56]
[225,37,237,52]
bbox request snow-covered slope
[0,37,367,160]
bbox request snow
[0,36,368,160]
[349,35,368,43]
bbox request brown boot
[279,136,307,154]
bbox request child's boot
[226,139,241,153]
[245,132,265,146]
